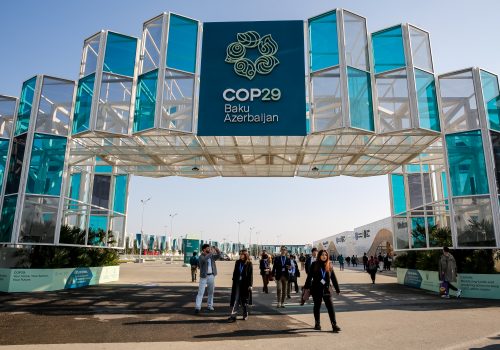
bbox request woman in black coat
[228,249,253,322]
[304,249,341,332]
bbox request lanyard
[281,256,285,266]
[239,262,245,275]
[320,268,326,280]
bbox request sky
[1,0,500,245]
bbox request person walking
[287,255,300,298]
[272,246,291,308]
[337,254,344,271]
[367,256,378,284]
[387,254,392,271]
[439,247,462,298]
[345,256,351,267]
[259,252,271,293]
[189,251,199,282]
[305,248,318,275]
[228,249,253,322]
[195,244,221,314]
[303,249,341,333]
[299,253,306,271]
[362,253,368,271]
[377,253,383,270]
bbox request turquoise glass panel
[167,14,198,73]
[441,172,449,198]
[27,134,67,196]
[133,69,158,132]
[0,195,17,242]
[69,173,81,210]
[5,134,27,195]
[0,139,9,188]
[15,77,37,136]
[391,174,407,215]
[372,26,405,74]
[348,67,374,131]
[309,11,339,72]
[113,175,127,214]
[415,69,440,131]
[480,70,500,131]
[72,74,94,134]
[95,157,113,173]
[89,215,108,246]
[103,32,137,77]
[445,130,489,196]
[411,217,427,248]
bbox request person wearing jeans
[439,247,462,298]
[195,244,221,313]
[272,246,291,308]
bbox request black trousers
[369,270,377,282]
[313,293,337,325]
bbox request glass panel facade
[415,69,440,131]
[311,68,342,131]
[453,196,495,247]
[0,195,17,242]
[411,217,427,248]
[26,134,67,196]
[480,70,500,131]
[142,17,163,74]
[5,134,27,195]
[490,130,500,194]
[0,139,8,188]
[92,175,111,209]
[391,174,407,214]
[160,70,194,131]
[166,14,198,73]
[103,32,137,77]
[309,11,339,72]
[376,69,411,132]
[134,69,158,132]
[372,26,405,74]
[0,97,16,139]
[35,78,74,136]
[15,77,37,136]
[347,67,374,131]
[409,27,432,72]
[394,217,409,249]
[89,215,108,246]
[343,12,369,72]
[72,74,95,134]
[19,196,59,244]
[82,35,100,77]
[439,71,479,134]
[96,73,132,134]
[110,216,125,247]
[445,130,489,196]
[408,173,432,209]
[113,175,127,214]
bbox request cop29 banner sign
[198,21,307,136]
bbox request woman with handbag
[259,252,271,293]
[304,249,341,332]
[228,249,253,322]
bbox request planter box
[0,266,120,293]
[396,268,500,299]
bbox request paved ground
[0,261,499,349]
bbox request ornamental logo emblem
[225,31,279,80]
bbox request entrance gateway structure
[0,8,499,251]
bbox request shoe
[281,304,286,308]
[243,313,248,321]
[287,295,291,299]
[194,309,200,314]
[277,303,281,308]
[206,307,215,312]
[314,322,321,331]
[332,323,341,333]
[441,294,450,299]
[227,316,236,323]
[457,289,462,298]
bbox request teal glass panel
[0,139,9,188]
[0,195,17,242]
[411,217,427,248]
[15,77,37,136]
[103,32,137,77]
[445,130,489,196]
[133,69,158,132]
[441,172,449,198]
[391,174,407,214]
[113,175,127,214]
[69,173,81,210]
[27,134,67,196]
[95,157,113,173]
[308,11,339,72]
[415,69,440,131]
[480,70,500,131]
[72,74,94,134]
[348,67,374,131]
[372,26,405,74]
[167,14,198,73]
[89,215,108,246]
[5,134,27,195]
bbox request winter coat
[272,255,291,280]
[439,254,457,283]
[230,260,253,307]
[259,258,271,276]
[304,261,340,296]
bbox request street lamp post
[138,197,151,263]
[169,213,178,252]
[249,226,255,255]
[237,220,244,252]
[256,231,261,257]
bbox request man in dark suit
[305,248,318,275]
[272,246,291,308]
